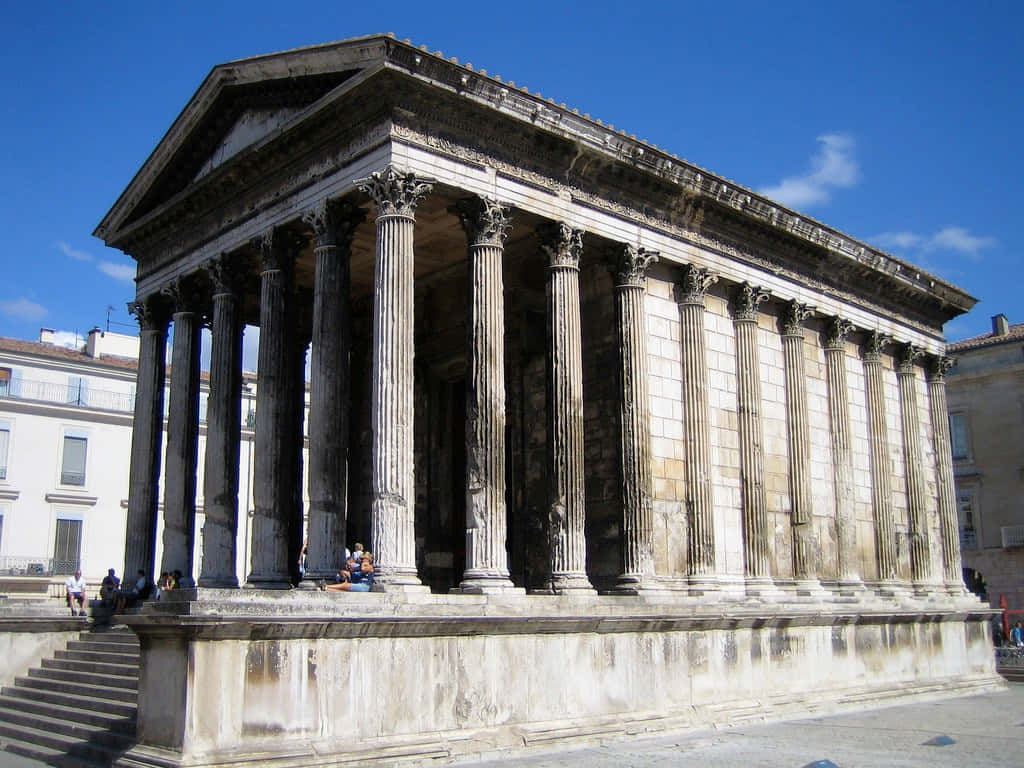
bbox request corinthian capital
[614,244,658,287]
[206,254,243,297]
[780,300,814,337]
[896,342,926,374]
[675,264,718,305]
[161,276,204,315]
[356,165,433,217]
[731,283,770,322]
[302,199,366,249]
[926,355,955,381]
[862,330,892,363]
[253,228,303,273]
[127,295,169,332]
[455,197,512,247]
[538,221,584,269]
[823,316,855,350]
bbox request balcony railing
[0,555,63,576]
[1001,525,1024,548]
[0,377,134,413]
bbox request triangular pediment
[96,34,396,240]
[193,107,303,182]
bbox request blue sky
[0,1,1020,355]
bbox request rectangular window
[0,421,9,480]
[61,436,87,486]
[52,518,82,575]
[0,368,9,398]
[949,412,969,460]
[958,488,977,549]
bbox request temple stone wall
[846,347,878,580]
[759,310,793,579]
[806,325,838,578]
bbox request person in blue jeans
[324,555,375,592]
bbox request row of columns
[124,165,964,598]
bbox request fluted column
[823,317,862,589]
[897,343,931,590]
[731,283,774,591]
[677,265,719,594]
[246,229,299,589]
[780,301,821,590]
[300,200,364,587]
[357,166,433,588]
[613,245,661,593]
[927,355,965,594]
[160,278,203,587]
[455,197,519,593]
[198,256,244,588]
[862,331,899,590]
[124,297,169,584]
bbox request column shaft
[781,302,817,583]
[863,333,898,584]
[824,318,860,585]
[124,299,168,583]
[302,201,362,584]
[614,246,659,592]
[198,260,243,588]
[733,284,772,584]
[160,286,202,585]
[897,345,931,586]
[358,166,432,587]
[678,266,718,589]
[927,357,963,590]
[457,198,516,592]
[246,231,296,588]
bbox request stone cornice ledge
[121,591,996,641]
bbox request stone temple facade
[94,35,998,768]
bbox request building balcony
[0,377,134,413]
[1001,525,1024,548]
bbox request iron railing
[0,555,59,576]
[0,377,134,413]
[1001,525,1024,548]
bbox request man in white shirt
[65,569,87,616]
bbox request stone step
[1,686,136,718]
[13,675,137,703]
[29,667,137,691]
[0,694,134,732]
[54,649,139,666]
[43,658,139,679]
[67,640,139,655]
[2,734,100,768]
[0,705,135,748]
[0,719,129,766]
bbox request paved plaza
[454,683,1024,768]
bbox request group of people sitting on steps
[323,543,376,592]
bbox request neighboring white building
[0,328,274,586]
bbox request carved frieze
[356,165,433,218]
[538,222,584,269]
[614,244,658,287]
[674,264,718,306]
[780,300,814,337]
[731,283,770,322]
[455,197,512,247]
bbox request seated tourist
[100,568,120,605]
[324,567,352,592]
[114,569,151,612]
[349,557,375,592]
[65,569,87,616]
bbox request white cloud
[0,297,47,321]
[759,133,860,209]
[58,241,93,262]
[50,330,86,350]
[97,261,137,281]
[870,226,996,259]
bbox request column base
[243,579,292,590]
[610,573,666,595]
[827,577,870,601]
[197,577,240,589]
[530,573,596,595]
[744,576,784,600]
[791,578,828,598]
[451,582,525,595]
[870,579,913,600]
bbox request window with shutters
[949,412,970,460]
[60,435,88,486]
[0,368,9,398]
[0,421,9,480]
[52,517,82,575]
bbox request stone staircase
[0,626,138,767]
